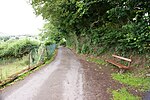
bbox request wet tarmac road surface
[0,47,84,100]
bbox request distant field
[0,56,29,81]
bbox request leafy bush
[0,39,39,58]
[31,0,150,54]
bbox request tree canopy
[30,0,150,54]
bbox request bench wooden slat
[107,59,130,69]
[112,55,131,62]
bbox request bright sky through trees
[0,0,44,36]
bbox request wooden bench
[106,54,132,73]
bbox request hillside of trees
[30,0,150,55]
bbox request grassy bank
[0,56,29,81]
[112,73,150,92]
[112,88,141,100]
[85,55,149,99]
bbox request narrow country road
[0,47,84,100]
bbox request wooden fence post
[0,68,2,81]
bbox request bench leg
[119,69,125,74]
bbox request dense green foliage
[0,39,39,58]
[30,0,150,54]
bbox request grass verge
[0,50,57,90]
[112,88,141,100]
[112,73,150,91]
[86,57,107,65]
[86,56,148,99]
[0,56,29,81]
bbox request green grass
[86,57,107,65]
[0,56,29,81]
[112,88,141,100]
[0,50,57,89]
[112,73,150,91]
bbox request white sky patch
[0,0,45,36]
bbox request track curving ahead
[0,47,84,100]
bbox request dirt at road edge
[79,57,144,100]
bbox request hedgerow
[0,39,39,58]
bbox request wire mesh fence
[29,44,56,67]
[0,44,56,84]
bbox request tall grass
[0,56,29,81]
